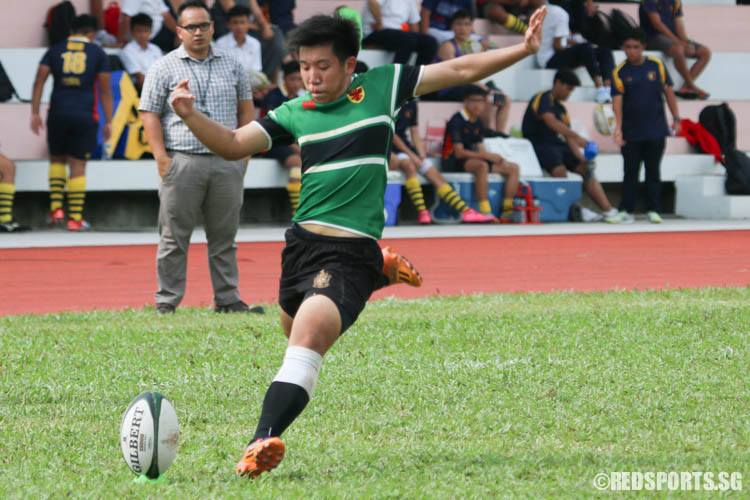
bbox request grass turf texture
[1,288,748,498]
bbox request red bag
[104,1,121,37]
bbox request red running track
[1,230,748,316]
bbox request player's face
[284,71,303,96]
[228,16,250,39]
[298,45,356,104]
[622,39,645,64]
[132,25,152,47]
[552,81,575,101]
[464,95,486,117]
[177,7,214,55]
[451,18,473,41]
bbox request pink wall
[1,0,91,48]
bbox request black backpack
[0,61,26,102]
[610,9,638,47]
[45,1,76,46]
[723,150,750,195]
[699,103,737,155]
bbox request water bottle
[513,196,526,223]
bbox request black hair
[281,60,300,76]
[72,14,98,34]
[130,13,153,29]
[354,60,369,74]
[227,5,251,20]
[287,14,359,63]
[449,9,473,27]
[462,84,488,99]
[622,27,647,45]
[553,68,581,87]
[177,0,210,21]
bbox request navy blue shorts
[47,112,98,160]
[533,142,579,174]
[278,224,386,334]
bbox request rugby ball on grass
[593,103,616,136]
[120,391,179,479]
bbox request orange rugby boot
[381,246,423,287]
[235,437,285,478]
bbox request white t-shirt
[536,3,570,68]
[361,0,421,37]
[215,33,263,73]
[121,0,170,39]
[120,40,163,76]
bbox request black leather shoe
[215,301,264,314]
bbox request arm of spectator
[30,64,51,135]
[249,0,274,39]
[476,142,505,164]
[367,0,383,31]
[672,16,693,53]
[417,7,545,96]
[540,112,587,147]
[419,7,431,34]
[90,0,104,29]
[409,124,427,160]
[162,11,177,33]
[118,13,131,46]
[97,72,114,141]
[565,136,586,162]
[612,94,625,146]
[664,85,681,135]
[553,36,566,53]
[436,40,456,62]
[141,111,173,177]
[646,12,681,44]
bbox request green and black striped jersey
[254,64,424,239]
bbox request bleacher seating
[2,1,750,223]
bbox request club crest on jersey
[313,269,331,288]
[648,71,656,81]
[347,86,365,103]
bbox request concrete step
[675,175,750,218]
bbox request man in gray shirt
[140,0,262,314]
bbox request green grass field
[1,288,748,498]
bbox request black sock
[252,381,310,442]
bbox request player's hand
[672,120,682,136]
[485,153,503,164]
[101,122,112,142]
[613,130,626,147]
[157,155,173,178]
[524,6,546,55]
[169,79,196,119]
[30,114,44,135]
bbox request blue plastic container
[383,181,402,226]
[524,178,582,222]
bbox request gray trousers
[155,152,247,307]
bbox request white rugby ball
[120,391,179,479]
[593,103,616,136]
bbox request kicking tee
[254,64,424,239]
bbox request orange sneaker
[381,246,422,287]
[66,219,91,232]
[45,208,65,227]
[235,437,285,478]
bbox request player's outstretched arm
[170,79,270,160]
[415,6,546,97]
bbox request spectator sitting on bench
[639,0,710,100]
[529,0,613,104]
[118,0,178,53]
[361,0,438,66]
[442,85,520,223]
[429,9,511,134]
[419,0,478,45]
[120,13,163,92]
[521,69,618,222]
[0,153,31,233]
[261,61,305,216]
[215,4,269,99]
[389,98,497,224]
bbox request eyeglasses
[179,22,212,33]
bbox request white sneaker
[647,211,663,224]
[581,206,603,222]
[605,210,635,224]
[595,86,611,104]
